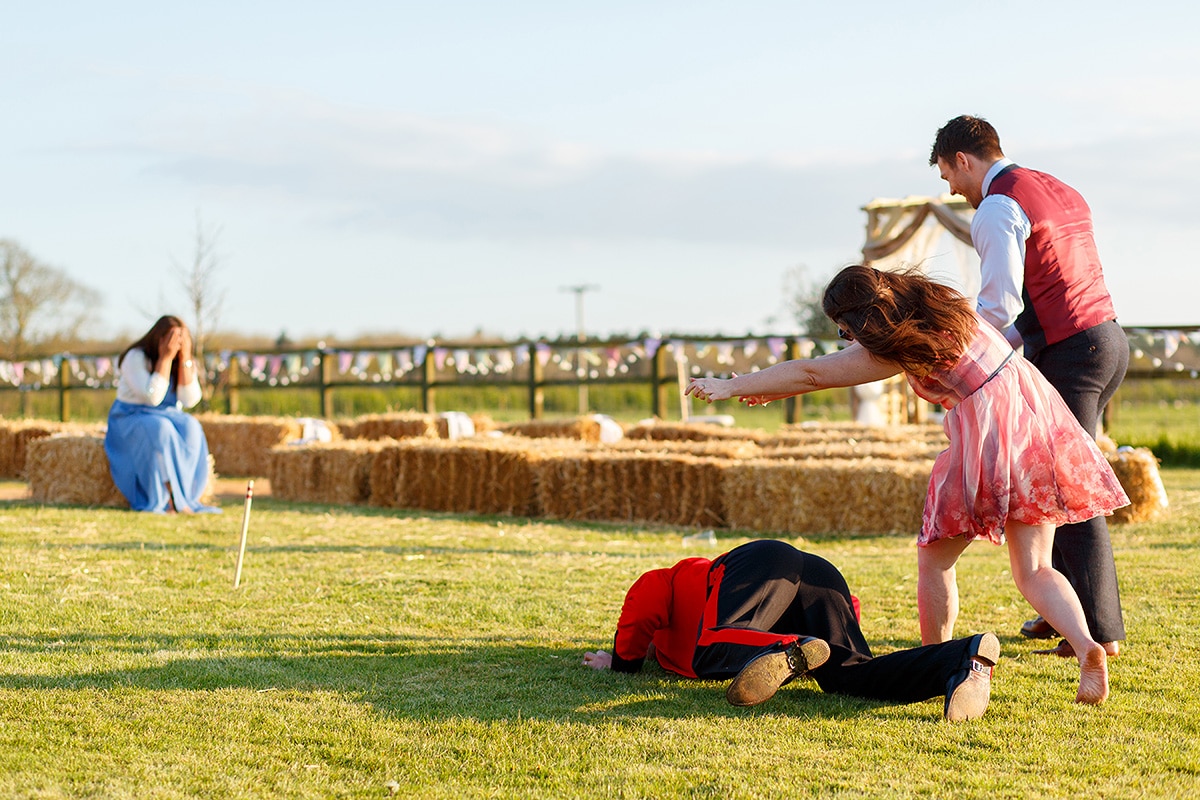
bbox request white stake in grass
[233,479,255,589]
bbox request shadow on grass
[0,632,889,723]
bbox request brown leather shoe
[1019,615,1059,640]
[726,637,831,707]
[944,632,999,722]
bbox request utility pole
[560,284,599,413]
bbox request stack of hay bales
[765,421,947,447]
[26,433,216,508]
[196,414,307,477]
[1106,446,1170,523]
[501,416,609,443]
[761,439,945,462]
[0,420,103,479]
[626,419,767,444]
[531,447,732,528]
[722,456,934,535]
[268,439,388,506]
[369,437,569,516]
[336,412,440,441]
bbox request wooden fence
[2,326,1197,423]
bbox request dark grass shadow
[0,632,897,723]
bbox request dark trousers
[1027,320,1128,642]
[691,540,974,704]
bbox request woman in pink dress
[686,264,1126,706]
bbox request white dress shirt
[971,157,1030,348]
[115,351,202,409]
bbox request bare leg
[918,536,971,645]
[1006,520,1109,705]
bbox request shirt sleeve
[117,352,170,406]
[971,194,1029,345]
[610,569,673,673]
[176,376,203,409]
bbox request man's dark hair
[928,115,1004,166]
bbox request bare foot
[1034,640,1119,658]
[1076,645,1109,705]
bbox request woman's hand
[686,376,737,403]
[159,327,183,360]
[582,650,613,670]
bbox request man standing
[582,539,999,722]
[929,115,1127,656]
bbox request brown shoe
[944,632,999,722]
[726,637,831,708]
[1019,615,1059,640]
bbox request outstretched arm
[686,342,901,403]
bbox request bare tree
[173,212,227,358]
[781,263,840,342]
[0,239,102,360]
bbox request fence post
[58,357,71,422]
[225,356,241,415]
[527,342,544,419]
[784,338,801,425]
[319,350,334,419]
[420,345,436,414]
[650,344,668,419]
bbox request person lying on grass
[686,265,1126,705]
[583,539,998,722]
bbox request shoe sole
[944,632,999,722]
[726,638,831,708]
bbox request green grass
[2,473,1199,798]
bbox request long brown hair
[119,315,187,386]
[822,265,977,376]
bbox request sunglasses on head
[838,328,854,341]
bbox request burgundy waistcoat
[987,166,1116,347]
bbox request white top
[971,157,1030,348]
[115,350,202,409]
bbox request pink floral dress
[909,316,1129,546]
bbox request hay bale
[26,434,216,508]
[531,449,730,528]
[722,457,934,535]
[336,412,441,442]
[501,416,608,443]
[625,420,767,444]
[766,421,947,447]
[369,437,574,516]
[268,440,387,505]
[1107,447,1169,523]
[0,419,103,479]
[195,414,304,477]
[761,440,945,462]
[602,438,763,460]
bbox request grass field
[1,471,1198,799]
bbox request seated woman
[104,315,220,513]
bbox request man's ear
[954,151,973,172]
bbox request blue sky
[4,1,1198,342]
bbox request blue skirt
[105,399,220,513]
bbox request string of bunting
[1,329,1198,389]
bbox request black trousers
[1026,320,1128,642]
[691,540,977,704]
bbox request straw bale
[625,420,767,444]
[765,421,947,448]
[267,440,388,505]
[761,440,945,462]
[501,416,606,443]
[1107,447,1169,524]
[196,414,304,477]
[26,434,216,508]
[600,438,763,460]
[0,419,103,479]
[722,457,934,535]
[337,412,440,441]
[532,449,730,528]
[367,437,575,516]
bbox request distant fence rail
[2,326,1198,423]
